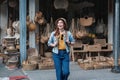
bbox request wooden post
[19,0,27,64]
[29,0,36,48]
[111,0,120,73]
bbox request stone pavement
[1,62,120,80]
[25,62,120,80]
[0,63,29,80]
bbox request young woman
[48,18,75,80]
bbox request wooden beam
[19,0,27,65]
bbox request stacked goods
[93,56,110,69]
[106,57,114,67]
[1,38,19,70]
[22,48,40,70]
[78,56,114,70]
[80,62,94,70]
[23,48,54,70]
[78,59,94,70]
[6,56,19,70]
[38,57,54,70]
[2,38,16,51]
[27,48,40,64]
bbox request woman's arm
[65,31,75,46]
[48,32,58,47]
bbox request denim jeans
[53,50,70,80]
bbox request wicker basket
[38,18,46,25]
[28,56,40,63]
[28,23,36,31]
[44,52,52,58]
[40,36,49,43]
[38,57,54,70]
[80,17,94,27]
[22,61,37,71]
[38,62,54,70]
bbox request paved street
[1,62,120,80]
[25,62,120,80]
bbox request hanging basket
[80,17,95,27]
[40,35,49,44]
[75,30,88,39]
[38,18,46,25]
[28,23,36,31]
[35,11,43,18]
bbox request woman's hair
[54,18,67,36]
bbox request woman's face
[57,20,64,30]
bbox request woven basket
[36,11,43,18]
[28,23,36,31]
[28,56,40,63]
[22,61,37,70]
[40,36,49,43]
[38,18,46,25]
[80,17,94,27]
[75,31,88,39]
[44,52,52,58]
[38,62,54,70]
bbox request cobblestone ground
[25,62,120,80]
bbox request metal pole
[19,0,27,65]
[111,0,120,73]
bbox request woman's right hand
[50,41,58,47]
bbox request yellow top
[58,34,66,50]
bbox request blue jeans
[53,50,70,80]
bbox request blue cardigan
[48,31,75,54]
